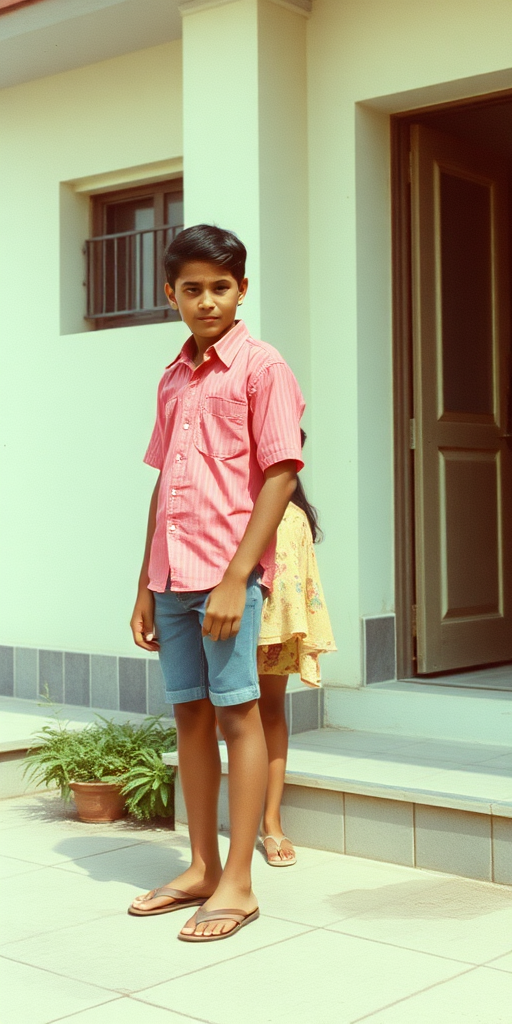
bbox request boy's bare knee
[174,699,215,733]
[216,700,258,740]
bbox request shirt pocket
[194,395,248,460]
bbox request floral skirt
[257,638,322,687]
[257,504,336,688]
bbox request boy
[129,225,304,941]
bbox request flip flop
[178,906,260,942]
[262,834,297,867]
[128,886,211,917]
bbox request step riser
[325,686,512,745]
[175,774,511,886]
[0,750,54,799]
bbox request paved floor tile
[480,751,512,770]
[290,729,416,754]
[286,749,452,788]
[58,829,340,895]
[2,910,310,993]
[0,821,154,867]
[251,838,340,881]
[257,852,438,928]
[1,790,511,1024]
[57,831,192,890]
[0,800,41,831]
[418,766,512,801]
[485,951,512,973]
[0,956,114,1024]
[358,965,512,1023]
[136,929,466,1024]
[329,875,512,965]
[0,854,47,880]
[394,739,512,765]
[0,865,135,946]
[53,997,200,1023]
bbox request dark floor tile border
[5,646,323,735]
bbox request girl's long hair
[290,430,323,543]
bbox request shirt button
[183,423,190,430]
[175,454,181,462]
[171,489,177,496]
[170,525,176,532]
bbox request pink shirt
[144,320,305,592]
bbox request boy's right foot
[179,880,258,939]
[129,866,220,915]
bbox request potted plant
[23,714,177,825]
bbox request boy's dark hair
[164,224,247,287]
[290,429,323,543]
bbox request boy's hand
[202,575,247,641]
[130,589,160,651]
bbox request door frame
[391,88,512,680]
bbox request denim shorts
[153,571,263,707]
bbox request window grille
[86,224,182,322]
[85,179,183,330]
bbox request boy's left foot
[179,883,258,940]
[262,834,297,866]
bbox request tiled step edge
[163,750,512,885]
[162,751,512,818]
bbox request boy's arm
[202,460,297,642]
[130,474,161,651]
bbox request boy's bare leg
[180,698,267,937]
[258,674,295,863]
[131,698,222,911]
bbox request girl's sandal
[128,886,211,917]
[262,834,297,867]
[178,906,260,942]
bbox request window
[86,178,183,330]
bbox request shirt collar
[167,320,249,370]
[212,320,249,367]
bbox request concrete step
[324,681,512,745]
[163,727,512,886]
[0,696,173,799]
[0,687,321,799]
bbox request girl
[257,432,336,866]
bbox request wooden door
[410,123,512,673]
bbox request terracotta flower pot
[69,781,127,823]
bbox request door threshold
[400,664,512,692]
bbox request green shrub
[23,714,177,822]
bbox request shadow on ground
[327,876,512,921]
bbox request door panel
[440,449,500,616]
[410,123,512,672]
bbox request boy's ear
[165,282,179,310]
[237,277,249,305]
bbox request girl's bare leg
[259,674,295,863]
[180,698,268,937]
[131,698,223,911]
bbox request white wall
[257,0,310,403]
[5,0,512,687]
[182,0,310,406]
[307,0,512,685]
[0,40,188,658]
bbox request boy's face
[165,261,248,346]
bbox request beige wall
[0,40,188,658]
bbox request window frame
[86,177,183,331]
